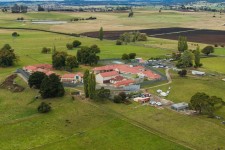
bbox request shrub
[201,46,214,55]
[221,44,224,48]
[41,47,51,54]
[72,40,81,48]
[137,33,147,41]
[12,32,19,37]
[37,102,51,113]
[116,40,123,45]
[113,95,122,103]
[66,43,73,50]
[95,87,110,100]
[214,44,218,47]
[118,92,127,101]
[129,53,136,59]
[178,69,187,77]
[122,53,129,60]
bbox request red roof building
[114,79,135,87]
[61,72,84,83]
[110,75,124,84]
[140,70,161,79]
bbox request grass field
[1,9,225,33]
[1,8,225,150]
[0,79,187,150]
[0,29,172,62]
[201,57,225,74]
[101,101,225,150]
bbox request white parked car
[156,102,162,106]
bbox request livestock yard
[0,5,225,150]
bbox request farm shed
[171,102,189,111]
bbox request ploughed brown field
[82,27,225,45]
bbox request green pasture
[201,57,225,74]
[0,29,172,62]
[101,101,225,150]
[0,79,187,150]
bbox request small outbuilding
[191,70,205,76]
[171,102,189,111]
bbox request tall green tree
[189,92,223,116]
[76,45,100,66]
[28,71,47,89]
[194,46,201,67]
[66,55,79,69]
[39,74,65,99]
[88,72,96,99]
[83,70,90,98]
[0,44,17,67]
[178,36,188,52]
[177,50,194,68]
[99,27,103,41]
[52,51,68,69]
[122,53,129,60]
[201,46,214,56]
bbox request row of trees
[83,70,96,99]
[118,31,147,45]
[77,45,100,66]
[52,51,79,70]
[0,44,18,67]
[175,37,209,68]
[189,92,224,117]
[83,70,111,100]
[28,72,65,99]
[176,45,215,68]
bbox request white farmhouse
[96,71,119,84]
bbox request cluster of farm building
[23,64,83,83]
[93,64,161,87]
[23,63,161,88]
[22,64,191,112]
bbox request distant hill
[1,0,224,4]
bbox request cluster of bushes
[70,16,97,22]
[17,17,24,20]
[121,53,136,60]
[113,92,127,103]
[117,31,147,45]
[95,87,110,100]
[214,44,224,48]
[66,40,82,50]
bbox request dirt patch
[81,27,194,40]
[82,27,225,45]
[0,74,25,92]
[153,29,225,45]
